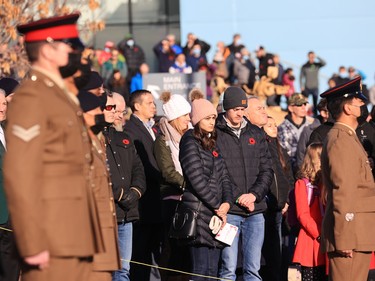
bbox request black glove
[118,189,139,211]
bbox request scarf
[159,117,183,175]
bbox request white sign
[143,73,207,116]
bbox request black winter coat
[308,122,333,145]
[265,137,294,211]
[124,115,162,223]
[179,130,234,248]
[104,127,146,223]
[117,40,146,77]
[215,115,273,216]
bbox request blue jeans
[112,222,132,281]
[189,246,221,281]
[219,213,265,281]
[303,87,319,116]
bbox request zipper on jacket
[274,172,279,204]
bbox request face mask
[235,39,242,46]
[90,114,112,134]
[59,52,81,78]
[357,104,369,124]
[104,47,110,52]
[339,72,347,78]
[242,55,249,60]
[193,49,201,56]
[127,39,134,47]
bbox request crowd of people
[46,32,373,117]
[2,12,375,281]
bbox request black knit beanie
[223,86,248,110]
[77,91,101,112]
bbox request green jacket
[153,135,185,198]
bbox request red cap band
[24,24,78,42]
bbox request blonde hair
[297,143,323,186]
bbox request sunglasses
[104,104,116,111]
[294,103,307,107]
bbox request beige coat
[321,122,375,252]
[4,69,104,258]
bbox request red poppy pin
[212,151,219,158]
[122,139,130,145]
[249,138,256,145]
[152,127,157,134]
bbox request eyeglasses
[104,104,116,111]
[294,103,307,107]
[115,110,128,115]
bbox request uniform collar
[32,66,65,90]
[335,122,356,135]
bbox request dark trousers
[189,246,220,281]
[130,222,163,281]
[160,199,190,281]
[303,88,319,116]
[0,221,20,281]
[261,210,283,281]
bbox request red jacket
[292,179,325,267]
[282,73,295,98]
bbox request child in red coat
[292,143,326,281]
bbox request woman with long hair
[292,143,326,281]
[179,90,234,281]
[154,91,192,281]
[262,116,294,281]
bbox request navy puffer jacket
[179,129,234,248]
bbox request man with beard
[103,91,146,281]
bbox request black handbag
[169,201,202,240]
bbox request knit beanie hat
[0,77,19,96]
[223,86,248,110]
[81,71,103,91]
[161,92,191,121]
[190,89,217,126]
[77,91,101,112]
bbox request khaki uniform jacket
[321,122,375,252]
[90,133,121,272]
[4,70,104,258]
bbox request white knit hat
[162,93,191,121]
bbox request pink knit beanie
[189,89,217,126]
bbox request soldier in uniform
[320,76,375,281]
[3,13,104,281]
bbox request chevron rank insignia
[12,124,41,142]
